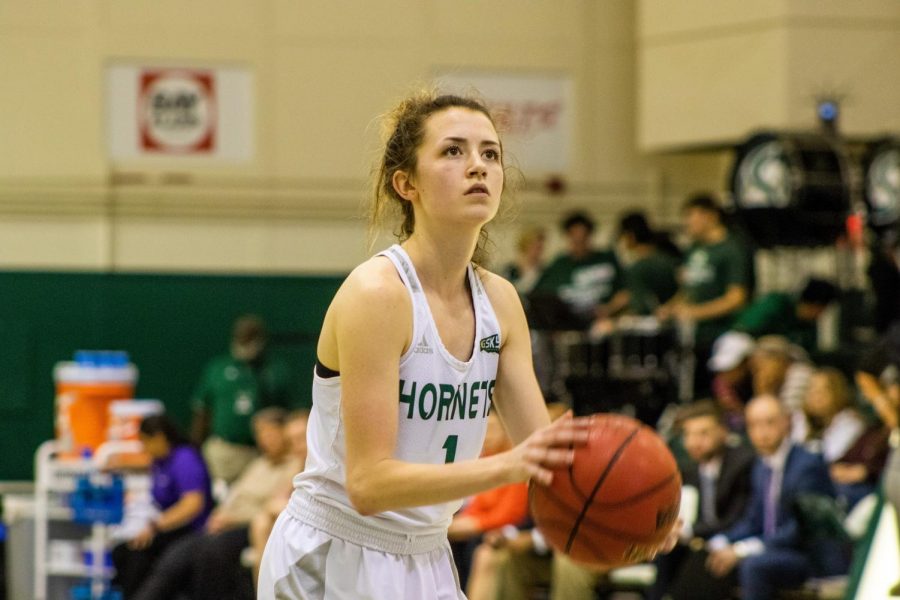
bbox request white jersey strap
[378,245,428,364]
[379,245,422,294]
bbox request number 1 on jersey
[442,434,458,463]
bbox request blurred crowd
[456,193,900,600]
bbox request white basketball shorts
[258,491,465,600]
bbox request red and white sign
[437,71,573,175]
[107,64,253,163]
[139,70,216,154]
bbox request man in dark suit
[705,394,846,600]
[650,400,755,600]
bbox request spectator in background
[132,408,302,600]
[487,519,551,600]
[651,400,754,600]
[527,212,624,402]
[707,332,756,431]
[190,314,296,484]
[704,395,846,600]
[750,335,813,412]
[657,194,751,397]
[502,226,554,398]
[792,367,888,509]
[855,323,900,596]
[733,278,838,355]
[616,210,679,316]
[450,413,529,594]
[112,415,213,598]
[529,211,624,330]
[203,408,300,535]
[248,410,309,586]
[502,226,546,297]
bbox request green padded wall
[0,271,344,481]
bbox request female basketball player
[259,91,672,599]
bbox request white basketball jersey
[294,244,502,533]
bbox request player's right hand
[503,410,591,485]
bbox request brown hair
[369,90,506,265]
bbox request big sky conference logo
[479,334,500,354]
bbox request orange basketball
[529,413,681,568]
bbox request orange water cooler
[54,351,138,459]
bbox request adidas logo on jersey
[479,334,500,353]
[414,334,433,354]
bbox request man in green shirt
[530,211,624,330]
[191,315,295,484]
[659,194,752,395]
[617,211,679,315]
[733,278,837,354]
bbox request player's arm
[487,274,553,443]
[489,272,631,484]
[488,275,606,478]
[335,264,586,516]
[488,276,683,556]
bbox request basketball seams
[529,476,583,516]
[566,461,588,502]
[567,420,633,501]
[589,473,678,508]
[536,475,679,544]
[567,524,613,565]
[563,426,640,553]
[574,501,677,544]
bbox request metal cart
[33,440,141,600]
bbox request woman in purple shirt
[112,414,213,598]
